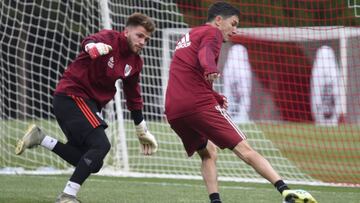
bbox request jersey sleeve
[123,73,143,111]
[197,28,223,75]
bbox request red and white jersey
[165,24,224,120]
[55,30,143,110]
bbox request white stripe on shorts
[215,105,246,140]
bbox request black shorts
[53,94,108,146]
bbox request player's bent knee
[101,141,111,155]
[89,160,103,173]
[90,137,111,158]
[208,149,217,161]
[198,144,217,161]
[207,142,218,159]
[83,146,109,173]
[88,127,111,156]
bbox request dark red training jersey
[165,24,224,120]
[55,30,143,110]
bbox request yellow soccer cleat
[282,189,318,203]
[15,124,45,155]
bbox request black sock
[274,180,290,194]
[209,193,221,203]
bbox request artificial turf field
[1,174,359,203]
[1,120,360,202]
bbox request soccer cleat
[55,193,81,203]
[15,124,45,155]
[282,189,318,203]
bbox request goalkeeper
[164,2,317,203]
[15,13,158,203]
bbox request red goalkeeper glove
[85,42,112,59]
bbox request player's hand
[85,42,112,59]
[221,96,228,110]
[135,120,158,155]
[205,72,220,83]
[282,189,318,203]
[215,94,228,110]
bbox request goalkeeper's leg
[15,124,46,155]
[15,124,86,166]
[57,127,110,202]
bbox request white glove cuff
[135,120,147,134]
[84,42,95,53]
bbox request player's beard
[127,38,142,54]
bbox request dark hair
[126,13,156,33]
[207,2,240,22]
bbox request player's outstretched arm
[135,120,158,155]
[282,189,318,203]
[84,42,112,59]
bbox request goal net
[1,0,359,186]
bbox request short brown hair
[126,13,156,33]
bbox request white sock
[63,181,81,196]
[40,135,57,150]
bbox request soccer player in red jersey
[15,13,158,203]
[165,2,317,203]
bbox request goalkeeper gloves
[282,189,318,203]
[135,120,158,155]
[85,42,112,59]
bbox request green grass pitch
[1,174,360,203]
[1,120,360,202]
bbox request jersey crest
[124,64,132,77]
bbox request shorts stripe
[215,106,246,140]
[71,95,100,128]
